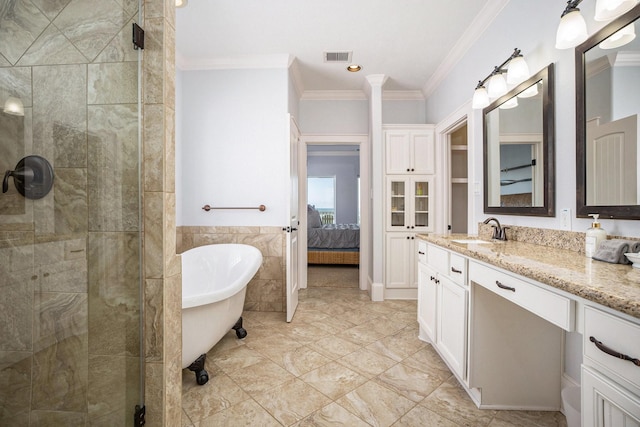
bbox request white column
[366,74,387,301]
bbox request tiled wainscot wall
[177,226,286,312]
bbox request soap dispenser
[585,214,607,258]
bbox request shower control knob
[2,155,54,199]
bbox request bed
[307,205,359,265]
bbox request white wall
[382,99,426,124]
[426,0,639,238]
[298,99,368,133]
[178,68,289,226]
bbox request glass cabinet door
[389,180,406,228]
[387,176,434,231]
[413,179,430,230]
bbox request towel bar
[202,204,266,212]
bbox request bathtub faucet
[483,217,508,241]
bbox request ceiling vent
[324,51,352,63]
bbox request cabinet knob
[418,251,425,255]
[411,168,415,172]
[406,168,410,172]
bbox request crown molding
[422,0,510,98]
[300,90,368,101]
[614,51,640,67]
[586,54,612,79]
[383,90,425,101]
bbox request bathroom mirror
[483,63,555,216]
[576,4,640,219]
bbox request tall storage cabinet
[383,125,436,298]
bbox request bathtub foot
[187,354,209,385]
[232,317,247,339]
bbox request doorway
[435,101,475,235]
[298,135,369,294]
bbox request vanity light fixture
[3,96,24,116]
[595,0,638,21]
[347,64,362,72]
[499,96,518,109]
[487,69,508,98]
[518,82,539,98]
[599,22,636,47]
[555,0,639,49]
[176,0,188,7]
[471,48,530,109]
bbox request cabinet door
[385,132,411,174]
[411,177,434,232]
[387,178,408,231]
[412,131,435,174]
[385,233,414,288]
[437,276,468,379]
[418,262,437,342]
[583,366,640,427]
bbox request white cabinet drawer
[427,244,449,276]
[584,306,640,392]
[469,261,574,331]
[449,253,467,287]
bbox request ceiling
[176,0,506,96]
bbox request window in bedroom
[308,176,336,224]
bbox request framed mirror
[576,4,640,219]
[483,63,555,216]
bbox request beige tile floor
[182,265,568,427]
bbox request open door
[286,114,300,322]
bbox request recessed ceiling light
[176,0,188,7]
[347,64,362,72]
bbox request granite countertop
[418,233,640,320]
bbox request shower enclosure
[0,0,143,425]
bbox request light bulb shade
[176,0,188,7]
[517,83,539,98]
[3,96,24,116]
[472,86,490,109]
[594,0,638,21]
[487,73,508,98]
[499,97,518,109]
[506,56,530,85]
[599,22,636,48]
[555,9,588,49]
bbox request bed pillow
[307,205,322,228]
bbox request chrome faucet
[483,217,509,241]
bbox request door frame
[299,134,370,293]
[435,101,477,234]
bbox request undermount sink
[451,239,493,244]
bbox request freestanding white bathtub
[181,243,262,385]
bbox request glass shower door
[0,0,143,425]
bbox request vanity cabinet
[468,260,569,410]
[417,241,468,380]
[582,306,640,426]
[419,234,640,422]
[384,126,435,175]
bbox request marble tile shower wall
[0,0,142,425]
[177,226,287,312]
